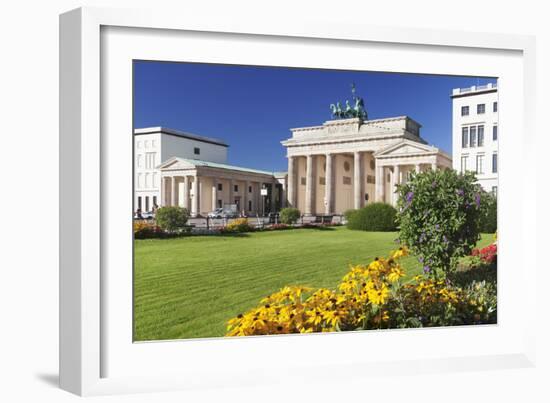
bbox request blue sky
[134,61,496,172]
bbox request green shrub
[395,169,485,278]
[279,208,301,224]
[479,192,497,233]
[133,221,165,239]
[155,206,189,232]
[346,203,397,231]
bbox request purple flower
[406,191,414,203]
[418,256,424,263]
[443,235,448,243]
[475,193,481,208]
[423,265,431,274]
[435,224,440,230]
[457,189,464,196]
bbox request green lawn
[134,227,493,341]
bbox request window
[477,125,484,147]
[144,140,150,148]
[366,175,375,184]
[217,199,223,208]
[319,177,326,185]
[217,183,223,191]
[477,104,485,114]
[153,172,158,188]
[343,176,352,185]
[493,101,498,112]
[136,141,141,148]
[194,147,200,155]
[460,156,468,173]
[493,125,498,140]
[153,196,157,208]
[137,154,142,168]
[469,126,477,147]
[145,152,156,169]
[145,173,150,188]
[461,106,469,116]
[344,161,351,172]
[234,184,239,192]
[137,196,142,210]
[476,155,484,174]
[492,153,498,173]
[145,196,149,212]
[137,173,142,188]
[300,177,306,186]
[248,185,252,193]
[461,127,468,148]
[248,200,252,211]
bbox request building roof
[158,157,278,176]
[134,127,229,147]
[451,83,498,98]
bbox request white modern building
[451,83,498,194]
[134,127,228,212]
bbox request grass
[134,227,493,341]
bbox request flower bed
[226,246,496,337]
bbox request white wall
[2,1,549,403]
[160,133,228,164]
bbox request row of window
[461,125,497,148]
[216,199,254,211]
[216,183,253,193]
[136,152,157,169]
[461,101,497,116]
[460,153,498,175]
[136,139,157,149]
[136,172,158,189]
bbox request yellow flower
[367,283,389,305]
[322,309,345,328]
[387,266,405,283]
[391,246,409,260]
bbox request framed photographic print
[60,7,537,396]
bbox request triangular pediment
[157,157,198,170]
[374,140,437,157]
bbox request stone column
[375,162,384,202]
[325,153,334,214]
[211,177,218,211]
[191,175,200,217]
[415,164,421,173]
[160,176,166,206]
[270,181,277,213]
[431,162,437,171]
[354,152,362,209]
[392,165,401,206]
[305,155,315,216]
[171,176,177,206]
[228,179,234,205]
[182,176,190,210]
[280,177,287,209]
[244,180,250,213]
[287,156,296,208]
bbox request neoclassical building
[281,116,451,215]
[138,109,451,217]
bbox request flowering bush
[226,247,496,337]
[472,243,497,265]
[395,169,486,278]
[133,221,165,239]
[223,218,254,233]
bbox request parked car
[207,208,238,219]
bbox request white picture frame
[60,6,537,396]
